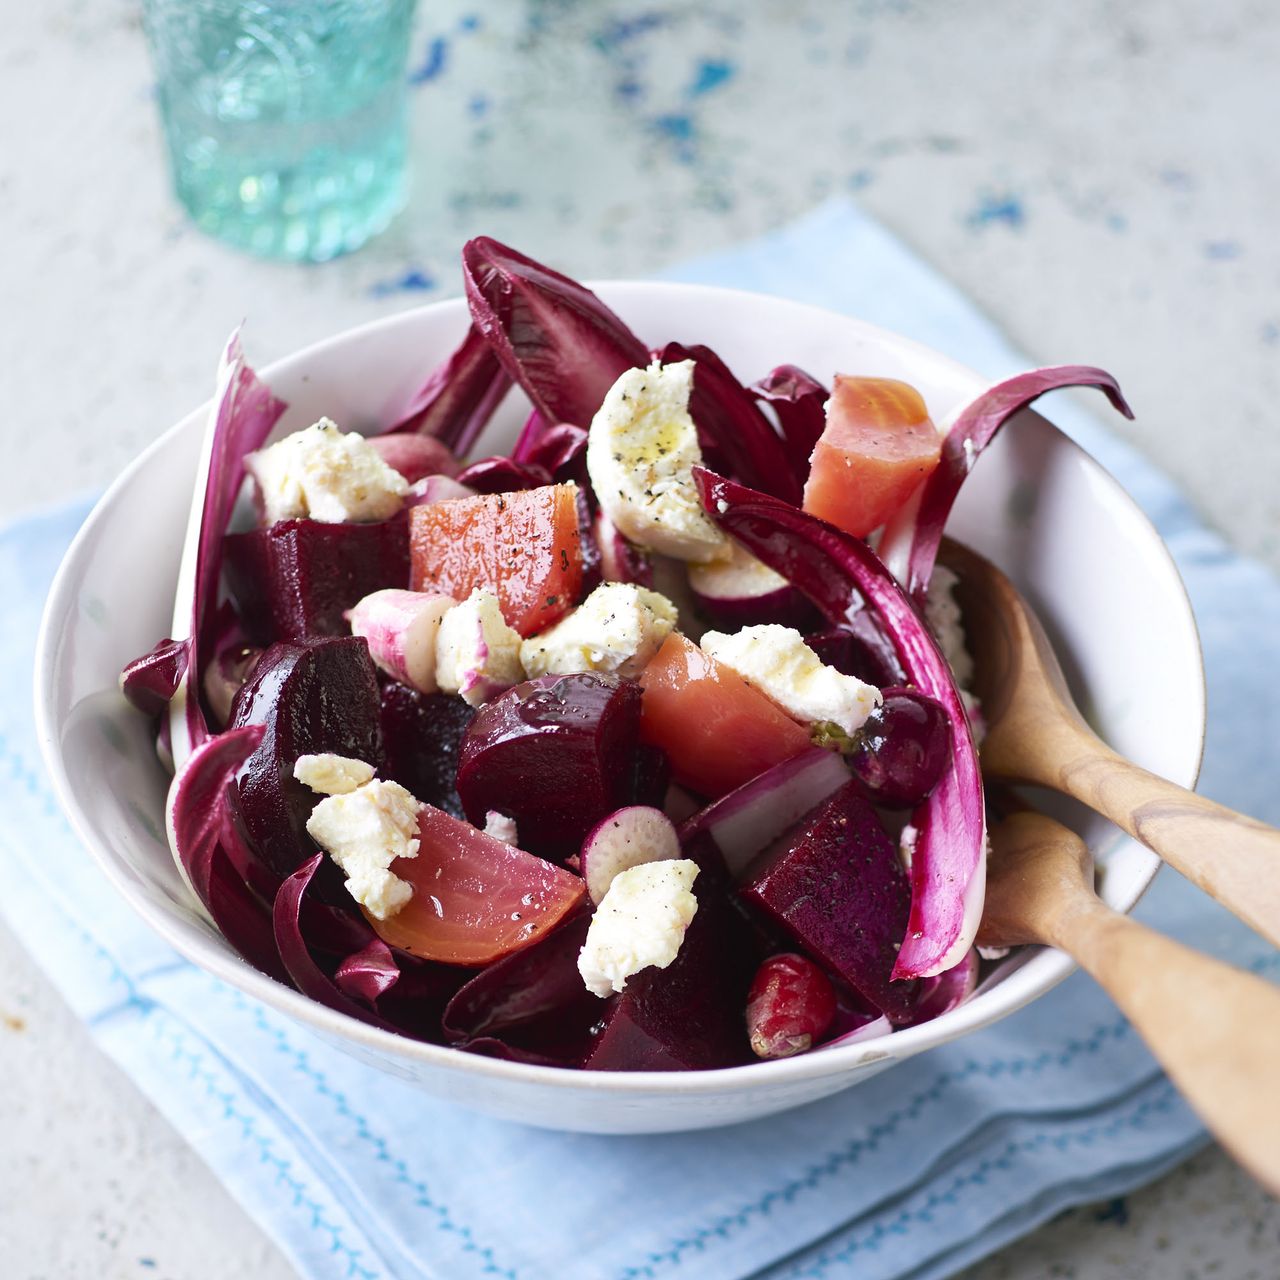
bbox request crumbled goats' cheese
[585,360,730,564]
[304,777,423,920]
[700,624,881,736]
[483,811,519,847]
[519,582,678,680]
[435,589,525,707]
[245,418,409,524]
[577,860,700,998]
[293,753,376,796]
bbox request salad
[121,239,1131,1071]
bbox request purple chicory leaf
[879,366,1133,600]
[750,364,829,486]
[455,456,554,494]
[120,637,190,717]
[462,237,649,428]
[334,938,402,1003]
[655,342,802,504]
[168,330,287,768]
[899,947,979,1026]
[165,723,289,982]
[272,855,399,1031]
[383,321,513,456]
[166,723,265,904]
[815,1013,893,1052]
[511,408,550,463]
[522,423,590,489]
[693,468,985,979]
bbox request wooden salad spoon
[939,538,1280,952]
[981,809,1280,1195]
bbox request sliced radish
[581,805,681,904]
[346,588,456,693]
[368,433,461,482]
[687,538,814,630]
[593,506,654,587]
[407,474,476,506]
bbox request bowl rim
[34,281,1206,1096]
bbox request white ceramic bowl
[36,284,1204,1134]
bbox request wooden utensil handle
[1052,743,1280,951]
[1047,896,1280,1195]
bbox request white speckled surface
[3,0,1277,1274]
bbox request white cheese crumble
[898,822,919,873]
[305,779,423,920]
[519,582,678,680]
[293,753,376,796]
[578,859,700,998]
[585,360,730,564]
[483,811,519,846]
[700,624,881,736]
[245,419,409,524]
[435,588,525,707]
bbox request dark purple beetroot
[455,673,643,862]
[224,514,409,644]
[443,912,601,1066]
[583,851,756,1071]
[228,637,384,883]
[379,682,475,820]
[740,780,919,1023]
[631,743,671,810]
[848,688,951,810]
[808,618,907,688]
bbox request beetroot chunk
[379,683,475,820]
[583,857,756,1072]
[740,781,919,1022]
[455,673,643,862]
[224,515,409,644]
[228,637,384,882]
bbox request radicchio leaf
[455,456,554,494]
[168,331,287,769]
[750,364,829,487]
[334,938,402,1003]
[272,855,399,1031]
[462,236,649,428]
[655,342,802,504]
[900,947,979,1027]
[165,723,288,982]
[693,467,985,979]
[120,637,190,717]
[879,366,1133,600]
[384,321,513,456]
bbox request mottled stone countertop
[3,0,1277,1275]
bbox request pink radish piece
[678,747,850,879]
[368,433,461,483]
[593,507,653,587]
[407,474,476,506]
[687,539,815,631]
[581,805,681,904]
[347,589,456,693]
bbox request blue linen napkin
[8,198,1280,1280]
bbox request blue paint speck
[615,75,645,104]
[370,269,436,299]
[687,58,736,98]
[468,94,491,119]
[409,36,449,86]
[1159,168,1195,191]
[458,13,481,33]
[1204,240,1241,261]
[597,12,670,50]
[1094,1198,1130,1228]
[1106,212,1128,233]
[1260,321,1279,346]
[848,168,875,191]
[965,191,1026,231]
[139,1261,158,1271]
[651,112,697,164]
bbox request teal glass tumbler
[142,0,417,262]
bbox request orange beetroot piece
[369,805,586,967]
[408,482,583,637]
[802,377,941,538]
[638,632,811,798]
